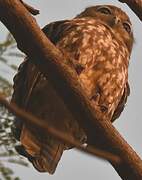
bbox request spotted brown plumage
[11,5,134,174]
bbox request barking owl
[11,5,134,174]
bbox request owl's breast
[57,18,129,68]
[56,18,130,121]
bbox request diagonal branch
[0,94,121,164]
[0,0,142,179]
[118,0,142,21]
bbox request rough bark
[0,0,142,179]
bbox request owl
[11,5,134,174]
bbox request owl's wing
[42,20,70,44]
[11,20,71,174]
[11,58,29,140]
[11,19,67,138]
[11,19,69,108]
[111,82,130,122]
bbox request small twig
[0,94,121,164]
[19,0,39,15]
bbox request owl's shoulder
[42,20,71,44]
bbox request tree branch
[0,0,142,179]
[119,0,142,21]
[0,94,121,164]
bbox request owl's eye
[97,7,112,15]
[123,22,132,34]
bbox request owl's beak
[104,16,120,28]
[114,17,121,25]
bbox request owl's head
[77,5,134,53]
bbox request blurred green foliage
[0,34,28,180]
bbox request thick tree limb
[0,94,121,164]
[119,0,142,21]
[0,0,142,179]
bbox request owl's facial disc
[99,6,133,52]
[96,6,132,34]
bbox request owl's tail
[18,125,65,174]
